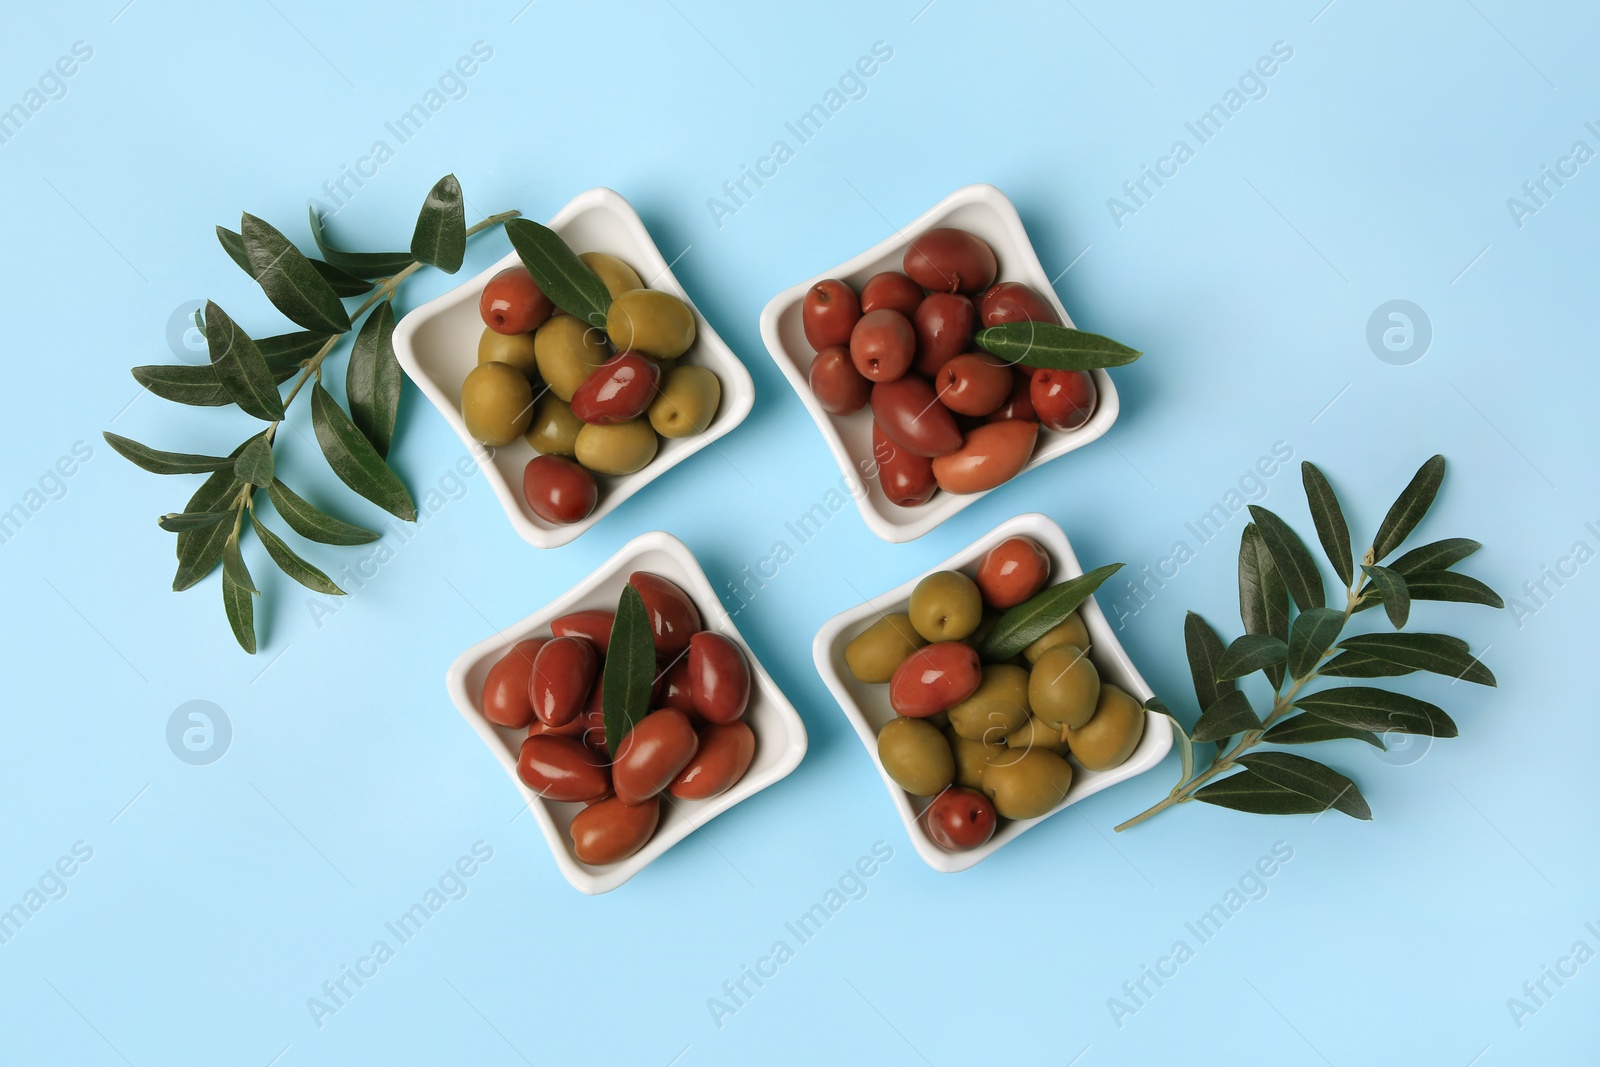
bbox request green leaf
[978,563,1123,662]
[1372,454,1446,562]
[409,174,466,273]
[505,217,612,328]
[250,513,344,595]
[215,224,251,273]
[1362,564,1410,629]
[602,586,655,756]
[158,512,229,533]
[310,383,416,521]
[1335,632,1495,686]
[1404,571,1504,609]
[1191,690,1261,744]
[102,432,234,475]
[1147,698,1193,785]
[1238,523,1289,688]
[1183,612,1234,716]
[222,567,256,654]
[240,212,352,334]
[222,528,257,594]
[257,330,333,373]
[1192,771,1335,816]
[346,301,401,457]
[1234,752,1371,820]
[1262,714,1384,748]
[235,434,275,488]
[1301,462,1353,589]
[1391,537,1480,575]
[173,452,244,591]
[266,480,379,545]
[308,205,415,279]
[1292,687,1457,737]
[1319,649,1419,679]
[131,363,233,406]
[1215,634,1288,681]
[204,301,285,421]
[973,321,1141,371]
[1287,606,1345,678]
[311,258,376,297]
[1247,505,1325,611]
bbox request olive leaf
[1286,606,1344,679]
[1204,753,1371,820]
[410,174,466,273]
[1191,771,1334,816]
[505,217,613,327]
[1190,690,1261,744]
[1402,571,1504,608]
[346,301,401,457]
[602,586,655,756]
[977,563,1123,662]
[256,331,334,372]
[1372,454,1446,562]
[1148,697,1194,784]
[1238,523,1289,688]
[173,452,245,591]
[158,512,229,532]
[1391,537,1480,575]
[222,567,256,654]
[1262,714,1384,748]
[1318,649,1419,679]
[1335,632,1495,686]
[311,383,416,521]
[240,212,352,334]
[235,434,275,488]
[222,527,257,595]
[1362,564,1410,629]
[204,302,285,421]
[1292,687,1457,737]
[266,480,379,546]
[1214,634,1288,681]
[311,258,376,297]
[1183,612,1234,716]
[308,206,416,279]
[250,513,343,595]
[102,432,234,475]
[1247,505,1325,611]
[973,321,1141,371]
[131,364,234,407]
[1301,462,1354,589]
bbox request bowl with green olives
[758,184,1123,544]
[394,188,755,548]
[813,513,1171,873]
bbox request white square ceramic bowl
[813,513,1171,873]
[394,188,755,549]
[759,184,1121,544]
[446,531,808,894]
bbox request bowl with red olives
[446,530,808,894]
[759,184,1128,543]
[813,513,1172,872]
[395,187,755,548]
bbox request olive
[689,632,751,724]
[516,734,611,802]
[531,636,599,727]
[987,368,1037,423]
[628,571,702,657]
[570,795,660,866]
[871,425,937,508]
[1031,369,1098,432]
[844,612,925,684]
[911,293,976,378]
[577,251,643,298]
[977,281,1058,327]
[1067,683,1146,770]
[976,535,1051,610]
[480,266,553,334]
[947,664,1031,741]
[612,707,700,805]
[578,680,609,756]
[461,362,535,446]
[982,748,1073,820]
[534,315,611,401]
[876,717,955,797]
[570,351,661,425]
[526,393,586,457]
[649,365,721,438]
[803,279,862,350]
[1022,611,1090,663]
[922,787,997,851]
[903,228,997,294]
[808,345,871,416]
[935,353,1013,416]
[930,419,1037,494]
[552,609,613,653]
[871,377,963,457]
[949,733,1005,789]
[523,455,598,525]
[654,655,696,715]
[908,570,983,642]
[477,326,541,378]
[1004,716,1071,756]
[889,641,982,718]
[849,309,915,383]
[481,638,546,728]
[1028,644,1101,730]
[606,289,696,360]
[859,271,924,316]
[670,720,756,800]
[574,419,658,476]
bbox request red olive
[654,655,696,715]
[689,632,751,724]
[530,636,599,727]
[612,708,700,805]
[551,609,613,654]
[935,353,1013,416]
[578,678,609,755]
[903,228,997,294]
[1030,369,1098,432]
[976,535,1052,610]
[870,376,963,458]
[911,293,977,378]
[569,351,661,425]
[627,572,702,657]
[523,456,597,526]
[480,638,546,728]
[987,368,1038,423]
[930,420,1038,494]
[670,721,756,800]
[890,641,982,717]
[871,424,937,508]
[808,345,872,415]
[859,271,924,316]
[517,734,611,802]
[802,279,862,351]
[922,787,997,851]
[849,309,915,383]
[570,795,660,865]
[479,266,554,334]
[977,281,1058,327]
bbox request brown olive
[903,228,997,294]
[570,795,660,865]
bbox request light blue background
[1,1,1595,1063]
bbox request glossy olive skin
[670,720,756,799]
[987,369,1038,423]
[871,376,963,457]
[844,612,925,683]
[612,707,699,805]
[1068,683,1145,770]
[978,281,1058,327]
[607,289,696,360]
[877,717,955,797]
[477,326,541,378]
[947,664,1031,742]
[552,609,613,653]
[1023,611,1090,663]
[809,345,872,415]
[949,734,1004,789]
[481,638,546,728]
[908,570,983,642]
[531,636,599,727]
[903,228,997,294]
[461,362,534,446]
[1028,644,1101,730]
[803,279,862,350]
[571,795,660,866]
[1031,369,1097,432]
[931,419,1037,494]
[871,425,937,508]
[534,315,611,401]
[570,351,660,425]
[859,271,924,316]
[923,787,997,851]
[577,251,643,298]
[574,419,657,476]
[849,309,915,383]
[911,293,976,378]
[517,734,611,802]
[654,655,696,714]
[628,571,702,657]
[526,394,586,457]
[689,632,750,724]
[522,456,598,525]
[649,365,721,438]
[982,748,1073,819]
[1004,715,1071,756]
[480,266,554,334]
[935,354,1012,416]
[889,641,983,718]
[976,535,1051,610]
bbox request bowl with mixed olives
[813,513,1172,873]
[395,187,755,548]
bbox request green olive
[1067,683,1146,771]
[578,251,644,298]
[649,365,721,438]
[877,717,954,797]
[949,733,1004,790]
[525,393,585,457]
[1028,644,1100,730]
[606,289,696,360]
[982,748,1074,820]
[477,326,540,378]
[574,418,658,476]
[460,361,534,446]
[908,570,983,642]
[534,315,611,401]
[844,613,925,684]
[1004,716,1071,756]
[1023,611,1091,664]
[946,664,1030,741]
